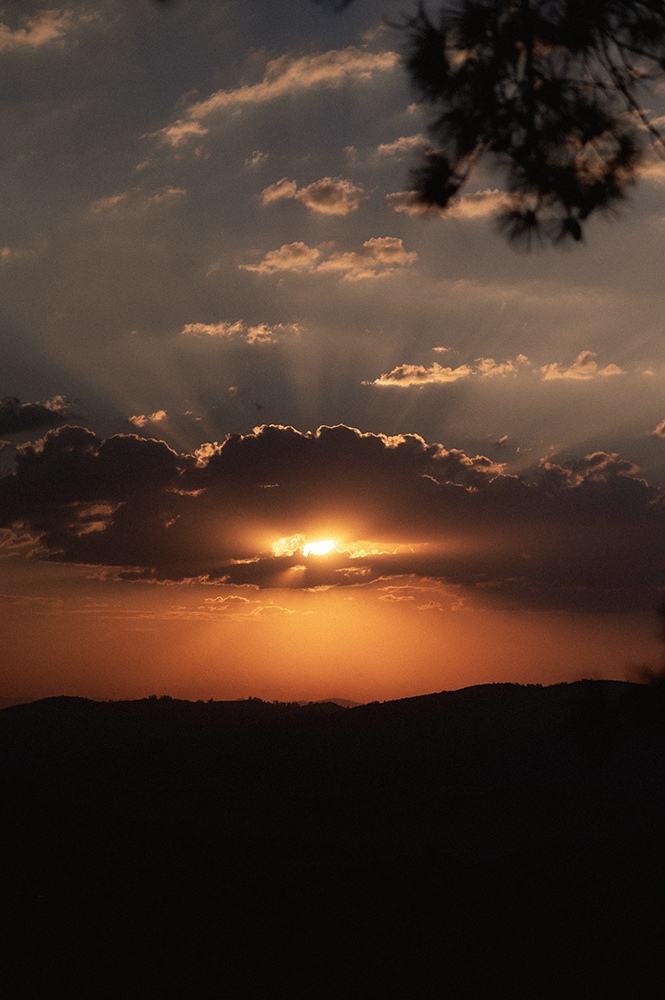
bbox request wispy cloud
[184,47,399,119]
[151,120,209,149]
[90,187,186,215]
[0,10,95,51]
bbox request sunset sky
[3,0,665,703]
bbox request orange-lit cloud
[386,187,513,218]
[540,351,626,380]
[127,410,168,429]
[181,320,302,344]
[0,10,94,51]
[369,352,625,386]
[260,176,365,215]
[90,187,186,215]
[376,134,427,157]
[151,120,209,149]
[241,242,323,274]
[184,47,399,118]
[369,363,474,386]
[241,237,417,280]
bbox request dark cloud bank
[1,422,662,612]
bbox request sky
[2,0,665,703]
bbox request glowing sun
[303,539,336,556]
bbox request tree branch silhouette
[317,0,665,245]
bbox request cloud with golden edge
[183,47,399,119]
[540,351,626,381]
[181,320,302,344]
[386,188,513,218]
[369,352,625,387]
[1,423,663,613]
[241,237,416,280]
[260,176,365,215]
[90,187,186,215]
[127,410,167,429]
[368,363,475,386]
[376,134,427,157]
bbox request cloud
[0,396,74,435]
[248,604,296,618]
[317,237,418,281]
[386,187,513,219]
[376,134,427,158]
[181,321,302,344]
[368,352,626,386]
[0,10,89,51]
[1,423,662,612]
[241,237,416,280]
[650,420,665,439]
[90,187,186,215]
[183,47,399,119]
[368,363,475,386]
[150,120,209,149]
[540,351,626,381]
[260,176,365,215]
[127,410,168,429]
[240,242,323,274]
[245,150,268,168]
[260,178,298,205]
[204,595,252,609]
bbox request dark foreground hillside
[2,681,665,996]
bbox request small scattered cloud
[249,604,296,618]
[376,134,426,158]
[260,177,298,205]
[90,187,186,215]
[260,176,365,215]
[386,187,513,219]
[369,352,625,387]
[650,420,665,439]
[241,238,416,280]
[181,320,302,344]
[245,149,268,168]
[204,595,251,607]
[540,351,626,381]
[368,363,474,386]
[240,242,323,274]
[127,410,167,429]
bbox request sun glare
[303,539,336,556]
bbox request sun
[303,539,336,556]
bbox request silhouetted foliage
[320,0,665,244]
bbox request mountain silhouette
[2,681,663,995]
